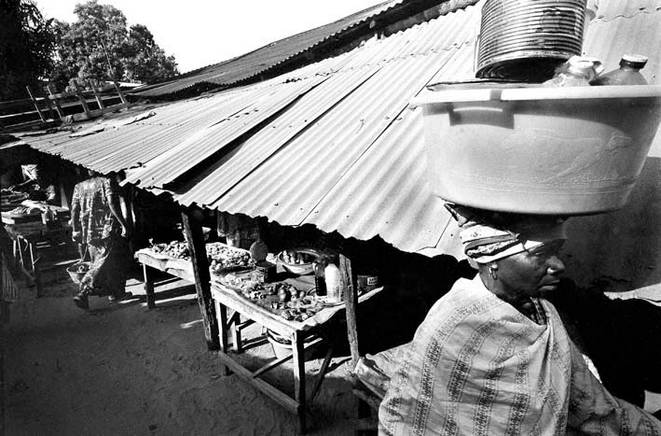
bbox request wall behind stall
[564,136,661,293]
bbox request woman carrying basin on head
[379,204,661,435]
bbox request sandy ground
[1,269,363,436]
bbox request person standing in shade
[70,170,130,309]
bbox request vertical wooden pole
[113,81,128,106]
[142,263,155,309]
[214,299,231,376]
[181,209,219,350]
[340,253,360,368]
[47,84,64,120]
[231,312,243,353]
[72,80,91,119]
[25,86,46,122]
[291,330,307,434]
[90,81,105,112]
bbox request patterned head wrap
[446,204,567,265]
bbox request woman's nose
[547,256,565,275]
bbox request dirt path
[2,276,360,435]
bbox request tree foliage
[51,1,179,89]
[0,0,55,100]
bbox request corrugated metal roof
[18,0,661,258]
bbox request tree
[0,0,55,100]
[51,1,178,88]
[123,24,178,84]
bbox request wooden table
[4,225,72,296]
[135,250,195,309]
[211,279,383,434]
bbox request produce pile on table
[207,242,253,273]
[149,241,191,260]
[221,274,326,322]
[147,241,254,272]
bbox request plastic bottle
[313,257,327,296]
[543,56,601,87]
[324,263,342,303]
[590,54,648,86]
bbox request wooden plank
[181,210,219,351]
[113,81,129,105]
[230,311,243,352]
[310,345,333,402]
[291,330,307,433]
[135,252,193,282]
[72,80,91,119]
[142,263,156,309]
[340,253,360,368]
[251,352,294,378]
[90,84,105,111]
[217,349,299,413]
[46,84,64,119]
[25,86,46,122]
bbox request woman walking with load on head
[70,170,130,310]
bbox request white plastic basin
[413,85,661,214]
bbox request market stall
[211,266,382,433]
[1,196,72,295]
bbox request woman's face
[495,239,566,299]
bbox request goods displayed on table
[276,248,320,275]
[146,240,254,272]
[220,273,330,323]
[1,200,70,235]
[207,242,254,273]
[148,240,191,260]
[1,189,29,211]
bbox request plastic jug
[591,54,648,86]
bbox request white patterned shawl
[378,277,661,435]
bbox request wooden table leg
[292,331,306,434]
[231,312,242,353]
[28,241,42,297]
[142,263,156,309]
[215,299,231,376]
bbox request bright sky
[35,0,385,73]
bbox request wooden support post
[214,299,231,376]
[113,81,128,106]
[123,186,135,254]
[142,263,156,309]
[72,80,91,119]
[181,209,219,351]
[90,82,105,111]
[47,84,64,120]
[25,86,46,122]
[340,254,360,368]
[28,242,42,297]
[291,330,307,434]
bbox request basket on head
[66,261,91,284]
